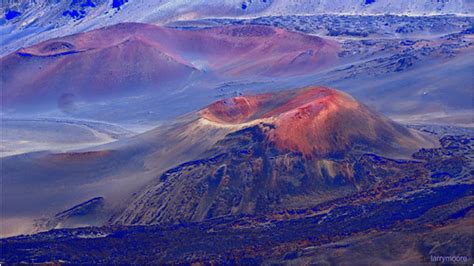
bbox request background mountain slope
[1,0,472,55]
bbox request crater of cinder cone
[200,87,437,157]
[200,87,348,124]
[200,94,273,124]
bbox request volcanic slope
[113,86,438,225]
[0,23,338,113]
[0,86,437,236]
[0,111,235,237]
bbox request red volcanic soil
[0,23,339,109]
[201,94,273,124]
[201,87,435,157]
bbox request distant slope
[264,0,473,16]
[0,23,338,113]
[1,0,472,55]
[0,118,133,157]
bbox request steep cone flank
[201,87,436,157]
[113,87,438,226]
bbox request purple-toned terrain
[0,1,473,264]
[1,23,338,112]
